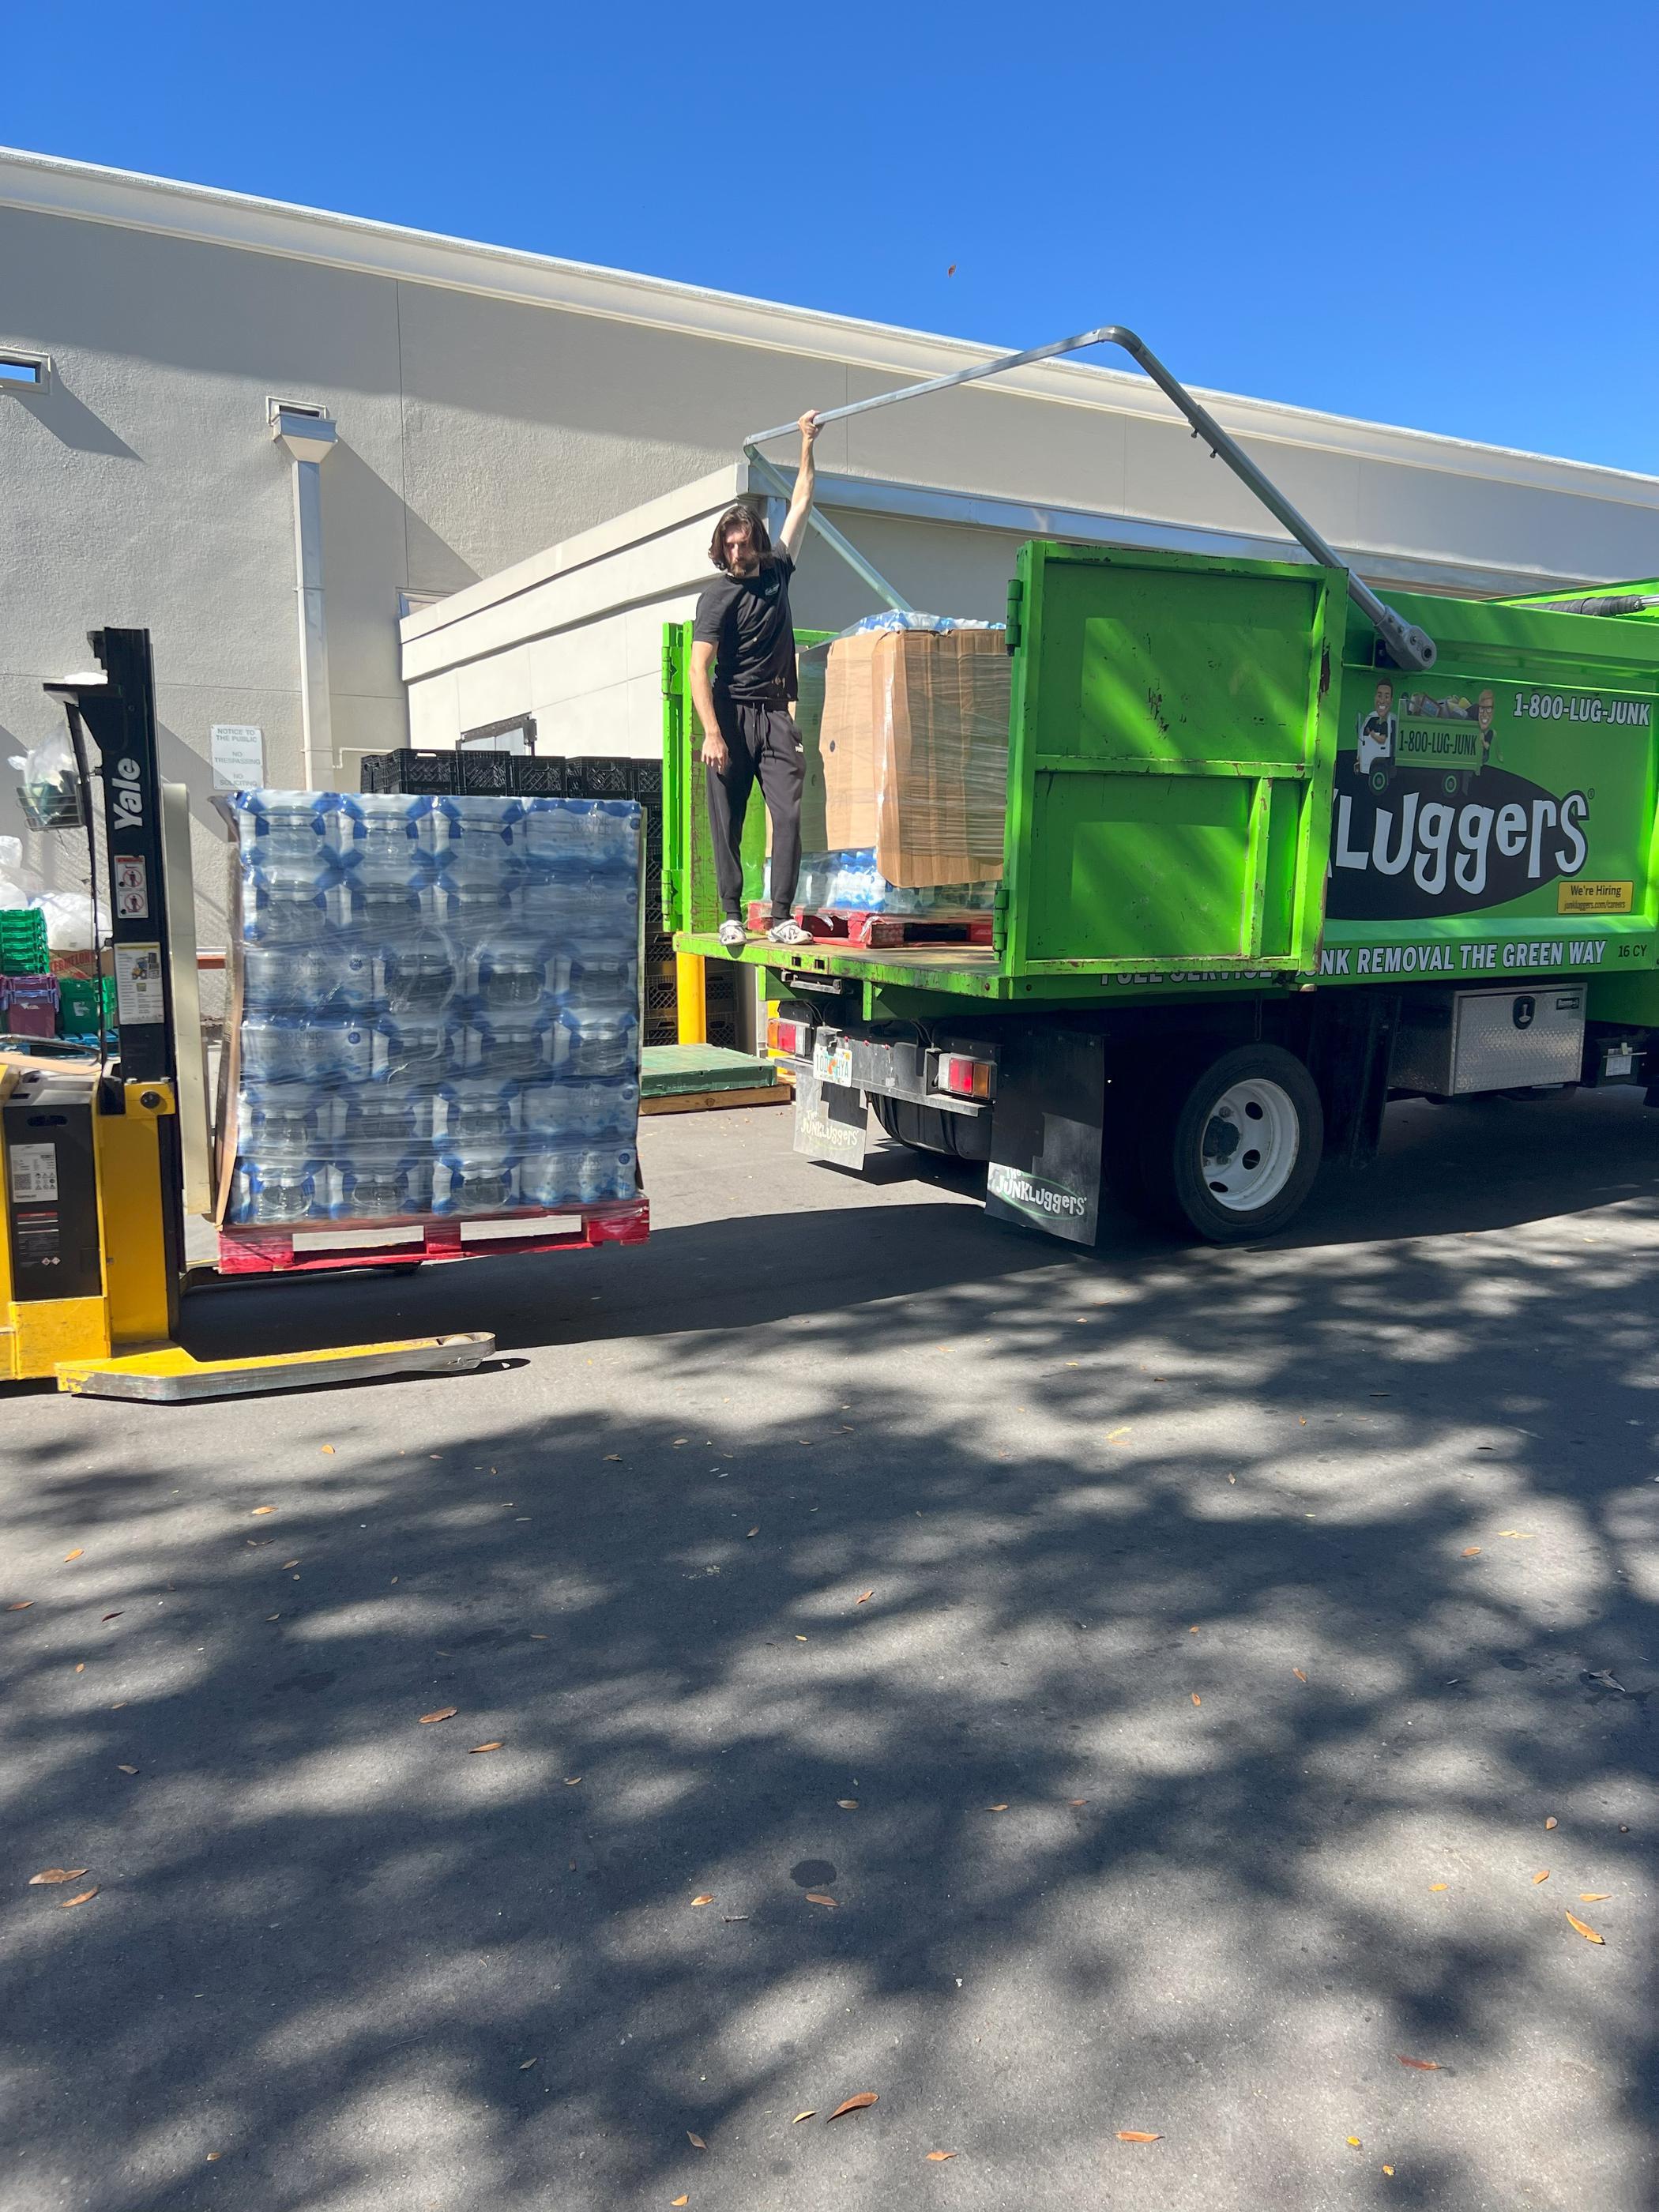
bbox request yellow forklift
[1,627,493,1401]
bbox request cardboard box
[819,628,1010,888]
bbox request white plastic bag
[33,890,107,950]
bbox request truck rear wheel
[1120,1042,1323,1243]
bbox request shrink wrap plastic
[220,792,641,1228]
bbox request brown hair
[708,502,773,574]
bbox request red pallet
[216,1195,649,1275]
[746,903,993,949]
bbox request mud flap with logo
[984,1027,1105,1245]
[792,1074,868,1169]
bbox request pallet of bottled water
[221,791,641,1236]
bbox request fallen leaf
[6,1602,32,1611]
[856,1590,873,1605]
[1115,2130,1161,2142]
[988,1804,1009,1812]
[1396,2056,1439,2071]
[1347,2136,1362,2147]
[747,1528,759,1538]
[827,2092,877,2120]
[1589,1669,1626,1692]
[1382,2167,1394,2177]
[63,1550,83,1563]
[792,2111,816,2124]
[1292,1668,1307,1683]
[1067,1798,1088,1808]
[29,1868,89,1885]
[320,1444,336,1454]
[672,2199,688,2206]
[946,263,957,276]
[837,1799,859,1809]
[1580,1893,1612,1902]
[60,1887,98,1908]
[690,1894,713,1907]
[419,1708,457,1725]
[604,1454,620,1462]
[926,2149,957,2160]
[251,1507,275,1516]
[116,1764,138,1775]
[1497,1530,1533,1539]
[1428,1883,1448,1892]
[1545,1816,1558,1830]
[281,1560,299,1570]
[1566,1912,1605,1943]
[206,2152,220,2161]
[672,1438,687,1446]
[1533,1870,1550,1884]
[101,1612,122,1622]
[470,1742,503,1755]
[519,2056,538,2071]
[74,1663,84,1672]
[563,1776,582,1785]
[1191,1693,1201,1706]
[805,1892,837,1906]
[1462,1547,1481,1558]
[796,1635,807,1642]
[687,2131,705,2149]
[529,1633,547,1640]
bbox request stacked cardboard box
[808,623,1010,890]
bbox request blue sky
[6,0,1658,472]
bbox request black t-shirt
[694,553,796,699]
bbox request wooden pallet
[216,1195,649,1275]
[746,903,994,949]
[641,1082,791,1116]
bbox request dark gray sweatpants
[704,694,804,921]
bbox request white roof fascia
[6,145,1659,514]
[399,464,1602,687]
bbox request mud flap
[793,1074,868,1169]
[984,1026,1105,1245]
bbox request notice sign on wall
[210,724,265,790]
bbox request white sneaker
[717,918,747,950]
[766,918,814,946]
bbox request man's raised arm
[779,411,822,563]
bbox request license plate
[814,1037,854,1086]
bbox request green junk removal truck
[658,329,1659,1247]
[663,543,1659,1245]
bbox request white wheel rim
[1198,1078,1300,1212]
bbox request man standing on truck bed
[690,410,822,950]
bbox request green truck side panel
[667,549,1659,1014]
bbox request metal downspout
[270,406,338,785]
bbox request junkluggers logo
[1326,762,1588,920]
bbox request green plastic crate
[57,974,114,1038]
[0,908,47,977]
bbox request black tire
[1127,1042,1323,1243]
[1369,767,1390,792]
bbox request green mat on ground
[641,1044,780,1097]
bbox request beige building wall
[6,144,1659,947]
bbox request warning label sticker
[115,942,164,1025]
[9,1142,59,1205]
[114,856,149,919]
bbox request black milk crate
[456,750,514,796]
[630,759,664,810]
[359,749,457,796]
[511,756,566,797]
[566,756,632,800]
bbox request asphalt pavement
[4,1089,1657,2212]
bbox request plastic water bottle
[554,1009,639,1079]
[239,794,340,868]
[239,1018,310,1085]
[567,945,637,1006]
[243,866,340,945]
[303,1018,376,1085]
[340,1162,409,1219]
[521,1078,638,1140]
[383,927,456,1012]
[470,935,547,1009]
[374,1014,453,1085]
[241,945,322,1015]
[231,1161,317,1224]
[438,1151,518,1214]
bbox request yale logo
[110,756,145,830]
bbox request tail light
[935,1051,994,1101]
[767,1014,812,1059]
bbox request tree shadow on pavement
[4,1096,1657,2211]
